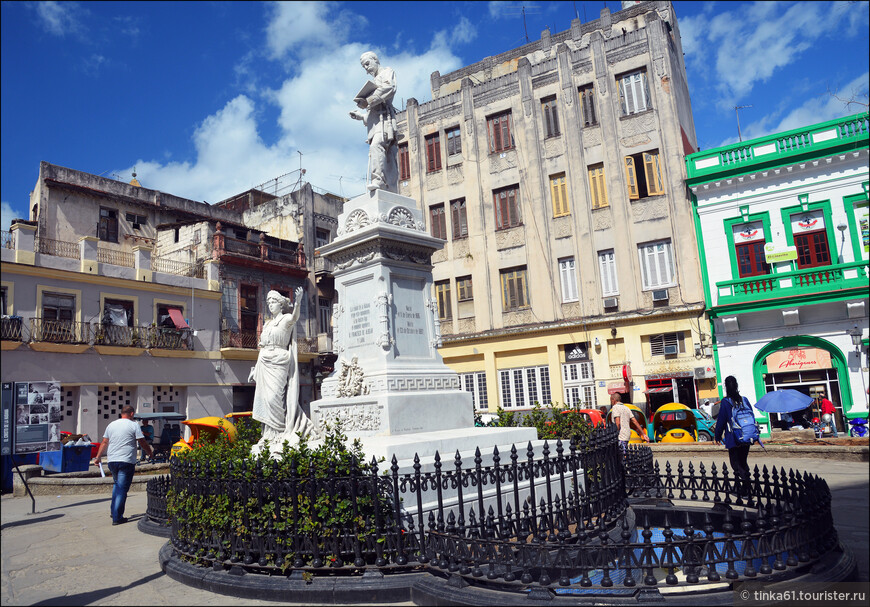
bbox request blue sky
[2,1,868,230]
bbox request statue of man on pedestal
[349,51,399,193]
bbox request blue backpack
[727,396,760,444]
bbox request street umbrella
[754,389,814,414]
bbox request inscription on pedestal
[391,277,429,357]
[348,302,374,347]
[397,306,424,336]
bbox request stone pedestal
[311,189,537,460]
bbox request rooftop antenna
[501,4,541,44]
[734,105,753,142]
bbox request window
[562,361,597,408]
[429,204,447,240]
[736,241,770,277]
[193,229,201,244]
[173,227,180,243]
[98,208,118,243]
[541,96,560,138]
[0,286,7,316]
[315,228,330,248]
[461,371,489,410]
[240,284,258,332]
[221,279,239,330]
[550,173,569,217]
[451,198,468,239]
[435,280,452,320]
[588,164,609,209]
[425,132,442,172]
[126,213,147,229]
[102,299,133,327]
[638,240,675,289]
[624,150,664,200]
[500,267,529,311]
[795,230,831,269]
[398,143,410,181]
[318,297,332,334]
[559,257,579,303]
[487,111,514,153]
[650,332,684,357]
[499,366,550,408]
[618,69,651,115]
[494,185,521,230]
[457,276,473,301]
[41,292,75,342]
[598,250,619,296]
[579,85,597,126]
[446,126,461,156]
[156,304,184,328]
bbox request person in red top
[816,391,838,438]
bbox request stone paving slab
[1,453,866,606]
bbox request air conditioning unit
[603,297,618,309]
[652,289,669,302]
[663,344,679,356]
[694,365,716,379]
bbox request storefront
[644,372,698,412]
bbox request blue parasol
[754,389,814,414]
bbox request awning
[168,308,190,329]
[644,387,673,394]
[607,381,628,395]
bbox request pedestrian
[610,393,649,455]
[139,419,154,461]
[714,376,758,496]
[92,405,153,525]
[816,391,838,438]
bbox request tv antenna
[501,4,541,44]
[734,105,752,142]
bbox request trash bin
[41,445,91,473]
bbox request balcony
[29,318,90,344]
[1,316,23,341]
[36,236,79,260]
[687,112,869,185]
[25,319,192,350]
[213,229,306,272]
[152,255,205,278]
[715,261,869,307]
[220,329,259,349]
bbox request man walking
[610,393,649,454]
[92,405,152,525]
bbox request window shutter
[624,75,636,115]
[644,152,665,195]
[641,72,651,111]
[624,156,639,200]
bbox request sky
[2,1,868,230]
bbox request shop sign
[763,242,798,263]
[766,348,832,372]
[607,381,629,394]
[564,342,589,361]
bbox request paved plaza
[1,453,867,606]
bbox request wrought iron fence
[267,246,306,267]
[97,247,134,268]
[153,255,205,278]
[147,326,192,350]
[35,236,79,259]
[29,318,90,344]
[220,328,259,348]
[92,323,146,347]
[1,229,13,249]
[161,426,842,595]
[146,475,171,524]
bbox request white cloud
[682,1,868,109]
[2,201,23,231]
[121,3,467,203]
[33,1,86,38]
[717,71,870,147]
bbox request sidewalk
[1,454,866,605]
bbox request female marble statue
[249,287,320,456]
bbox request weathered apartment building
[1,161,342,441]
[396,0,715,415]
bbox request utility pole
[735,105,752,142]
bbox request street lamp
[849,325,863,352]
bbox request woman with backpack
[714,375,759,497]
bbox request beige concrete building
[395,1,716,416]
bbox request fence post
[133,244,152,282]
[79,236,99,274]
[11,221,35,265]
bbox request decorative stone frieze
[495,227,525,250]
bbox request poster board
[13,382,62,454]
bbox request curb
[646,444,869,461]
[11,463,171,496]
[159,542,426,604]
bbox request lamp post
[849,325,867,407]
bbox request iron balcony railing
[715,260,869,306]
[220,328,259,349]
[96,247,134,268]
[1,316,24,341]
[29,318,90,344]
[1,229,13,249]
[35,236,79,260]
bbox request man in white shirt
[92,405,152,525]
[610,393,649,454]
